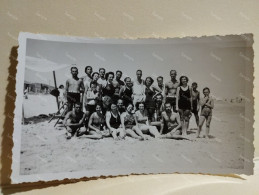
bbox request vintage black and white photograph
[12,33,254,183]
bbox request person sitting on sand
[196,87,214,139]
[160,102,182,137]
[150,93,164,128]
[87,104,110,139]
[106,102,126,140]
[120,103,147,140]
[63,102,87,139]
[135,102,161,138]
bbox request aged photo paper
[11,32,254,183]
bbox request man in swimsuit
[132,70,145,107]
[150,93,164,128]
[165,70,180,112]
[156,76,166,101]
[97,68,106,87]
[160,102,182,136]
[113,70,125,88]
[65,67,85,112]
[191,82,200,127]
[63,102,87,139]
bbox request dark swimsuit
[121,87,133,105]
[178,86,191,110]
[110,112,121,129]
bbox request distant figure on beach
[63,102,87,139]
[191,82,200,127]
[196,87,214,139]
[165,70,180,112]
[65,67,85,112]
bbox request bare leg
[111,129,119,140]
[81,131,102,139]
[196,116,205,138]
[194,113,199,128]
[126,128,143,140]
[133,126,148,140]
[148,126,161,138]
[118,128,126,140]
[205,116,212,139]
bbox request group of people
[60,66,214,140]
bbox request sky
[24,35,253,99]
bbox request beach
[20,100,245,175]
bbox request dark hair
[192,82,197,86]
[155,93,163,99]
[126,102,134,109]
[85,66,92,73]
[136,70,142,74]
[71,66,78,72]
[124,77,131,82]
[136,102,145,110]
[90,81,97,87]
[170,70,177,75]
[145,77,154,85]
[179,76,189,86]
[105,72,115,80]
[99,68,106,72]
[91,72,99,78]
[59,85,64,89]
[157,76,163,80]
[95,103,103,110]
[75,102,82,107]
[203,87,210,93]
[116,70,122,75]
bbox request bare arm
[120,113,126,130]
[88,114,101,132]
[176,87,180,110]
[174,114,182,130]
[105,112,113,131]
[135,111,148,123]
[152,85,162,93]
[80,80,85,95]
[160,115,164,134]
[63,112,71,126]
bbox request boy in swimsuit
[191,82,200,127]
[196,87,214,139]
[63,102,87,139]
[65,67,85,112]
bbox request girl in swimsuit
[135,102,161,138]
[120,103,146,140]
[86,104,110,139]
[176,76,192,136]
[196,87,214,139]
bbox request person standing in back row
[65,67,85,112]
[165,70,180,112]
[132,70,145,108]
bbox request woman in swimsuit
[120,103,147,140]
[106,102,125,140]
[144,77,162,121]
[196,87,214,139]
[176,76,192,136]
[135,102,161,138]
[86,104,110,139]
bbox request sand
[20,101,245,175]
